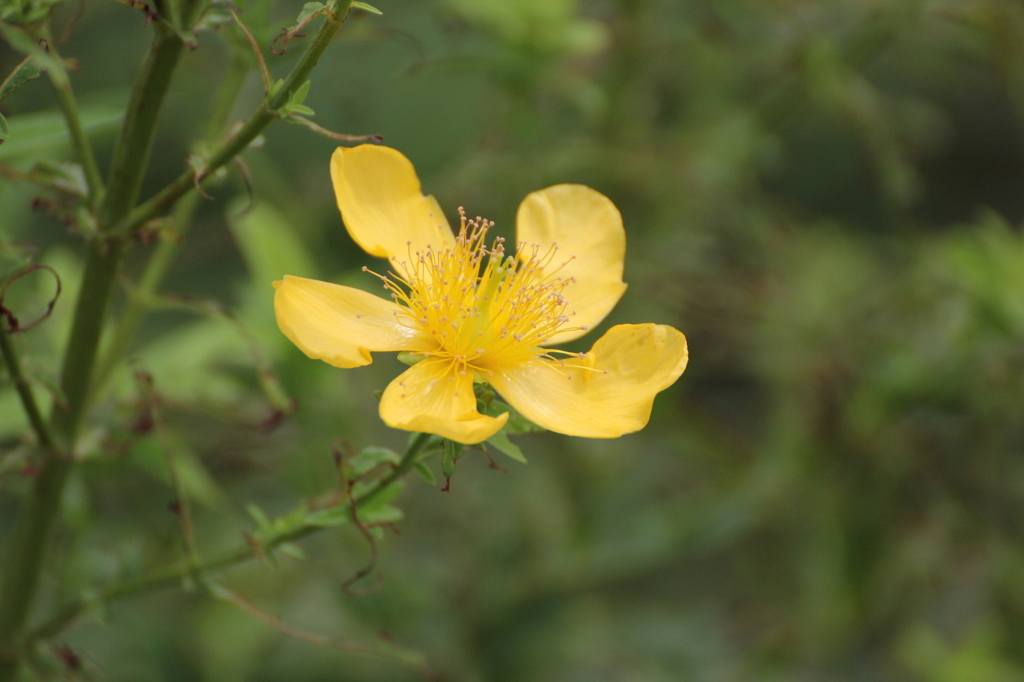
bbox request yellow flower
[274,145,688,444]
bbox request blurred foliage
[4,0,1024,680]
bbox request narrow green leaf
[295,1,325,24]
[288,104,315,116]
[0,113,7,142]
[291,79,311,105]
[246,502,272,530]
[351,1,383,14]
[361,504,403,524]
[0,57,41,105]
[16,160,88,196]
[487,430,528,464]
[347,446,400,476]
[306,504,352,528]
[278,542,307,560]
[356,479,406,511]
[205,581,233,601]
[0,24,68,86]
[0,106,123,163]
[413,460,436,485]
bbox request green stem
[2,5,354,670]
[0,24,186,679]
[0,241,124,676]
[0,329,54,451]
[49,239,124,444]
[27,432,432,643]
[95,52,249,388]
[47,69,105,210]
[112,0,351,237]
[97,23,185,230]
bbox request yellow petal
[274,275,433,368]
[488,324,687,438]
[331,145,454,261]
[380,357,509,444]
[516,184,628,344]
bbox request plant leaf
[0,57,41,105]
[486,429,528,464]
[347,446,400,476]
[295,1,325,24]
[351,1,382,14]
[413,460,436,485]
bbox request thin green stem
[27,432,432,643]
[112,0,351,237]
[0,329,54,451]
[360,432,431,505]
[47,69,105,210]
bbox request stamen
[365,208,585,373]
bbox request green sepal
[441,440,465,478]
[473,381,496,406]
[398,351,425,366]
[482,399,544,434]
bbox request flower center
[365,209,586,376]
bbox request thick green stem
[0,457,72,671]
[49,239,125,444]
[28,432,432,643]
[0,24,186,679]
[97,24,185,229]
[0,329,54,451]
[112,1,351,237]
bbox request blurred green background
[4,0,1024,679]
